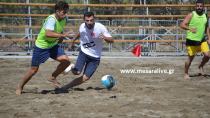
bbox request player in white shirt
[62,12,113,89]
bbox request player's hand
[58,38,64,43]
[189,28,197,33]
[207,39,210,45]
[62,31,75,39]
[100,33,113,43]
[58,32,73,42]
[66,31,76,38]
[70,42,75,50]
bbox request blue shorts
[73,51,100,78]
[31,44,65,67]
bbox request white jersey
[79,22,112,58]
[44,17,56,31]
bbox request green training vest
[35,14,66,49]
[186,11,207,42]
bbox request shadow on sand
[40,86,105,94]
[189,73,210,78]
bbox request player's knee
[206,55,210,59]
[203,52,210,58]
[61,57,70,66]
[72,70,81,75]
[64,56,70,62]
[30,67,38,75]
[59,55,70,62]
[185,60,192,64]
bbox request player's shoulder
[45,15,56,23]
[184,12,193,19]
[47,17,56,22]
[43,15,56,27]
[95,22,105,27]
[95,22,106,29]
[188,11,194,16]
[47,14,56,20]
[79,23,86,29]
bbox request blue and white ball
[101,75,116,90]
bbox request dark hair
[196,0,204,4]
[55,1,69,12]
[83,12,95,19]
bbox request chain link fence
[0,17,207,56]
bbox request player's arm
[206,27,210,44]
[206,15,210,44]
[45,30,70,39]
[180,13,196,33]
[101,34,114,43]
[100,26,114,43]
[72,33,80,42]
[44,17,70,39]
[70,33,80,49]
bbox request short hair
[55,1,69,12]
[83,12,95,19]
[196,0,204,4]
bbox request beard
[196,9,204,15]
[85,23,95,29]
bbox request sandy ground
[0,57,210,118]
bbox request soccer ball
[101,75,116,90]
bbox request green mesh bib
[35,14,66,49]
[186,11,207,42]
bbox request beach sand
[0,57,210,118]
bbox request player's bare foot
[15,88,22,95]
[48,78,61,88]
[184,74,190,79]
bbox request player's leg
[61,54,100,89]
[82,57,100,82]
[60,51,87,89]
[48,45,70,87]
[185,56,195,79]
[67,57,100,88]
[185,46,196,79]
[71,50,87,75]
[61,75,85,90]
[16,46,48,95]
[198,42,210,75]
[16,67,39,95]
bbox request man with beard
[180,0,210,79]
[62,12,114,89]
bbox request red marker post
[132,44,141,57]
